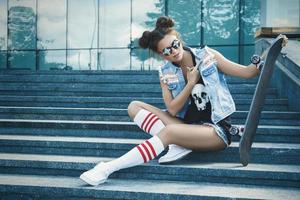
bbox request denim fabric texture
[160,46,236,124]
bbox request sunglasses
[161,39,181,56]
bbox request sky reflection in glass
[1,0,261,70]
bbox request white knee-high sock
[104,136,165,174]
[133,109,165,136]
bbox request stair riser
[0,83,271,93]
[0,92,278,99]
[0,186,249,200]
[0,114,298,125]
[0,142,299,164]
[0,74,258,84]
[0,96,286,104]
[1,128,299,144]
[0,162,299,188]
[1,109,298,120]
[0,102,288,111]
[0,123,299,136]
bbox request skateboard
[239,35,285,166]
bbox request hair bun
[156,16,174,29]
[139,31,151,49]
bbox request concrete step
[0,153,299,188]
[0,96,288,110]
[1,91,275,98]
[0,120,299,143]
[0,73,258,84]
[0,174,299,200]
[0,107,298,125]
[0,135,299,164]
[0,82,273,93]
[0,83,277,98]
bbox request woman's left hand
[279,34,288,47]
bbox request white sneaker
[158,144,192,164]
[80,162,110,186]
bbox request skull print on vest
[191,83,209,111]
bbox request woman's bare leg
[158,123,227,151]
[127,100,184,125]
[127,100,192,163]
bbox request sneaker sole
[158,150,192,164]
[80,174,106,186]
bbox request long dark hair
[138,16,181,53]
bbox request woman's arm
[207,35,288,79]
[207,47,260,79]
[160,67,199,117]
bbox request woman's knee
[157,124,178,145]
[127,100,144,119]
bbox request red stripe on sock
[136,145,147,163]
[145,140,157,157]
[141,112,153,131]
[141,143,152,161]
[147,117,159,133]
[144,114,156,133]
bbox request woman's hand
[280,34,288,47]
[187,66,200,86]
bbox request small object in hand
[187,67,193,72]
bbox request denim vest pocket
[168,83,177,90]
[202,64,217,77]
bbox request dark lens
[162,47,172,56]
[172,40,180,49]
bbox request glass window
[241,0,260,44]
[98,49,130,70]
[213,46,238,63]
[242,45,255,65]
[0,51,6,69]
[38,50,66,70]
[8,50,36,70]
[68,0,98,49]
[99,0,130,48]
[131,48,163,70]
[203,0,239,45]
[37,0,66,49]
[169,0,201,46]
[8,0,36,50]
[0,0,7,50]
[67,49,98,70]
[132,0,165,47]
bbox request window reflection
[241,0,260,44]
[131,48,163,70]
[169,0,201,46]
[0,0,7,50]
[38,50,66,70]
[132,0,164,47]
[213,46,238,63]
[8,50,35,70]
[68,0,98,48]
[98,49,130,70]
[0,0,260,70]
[0,51,6,69]
[37,0,66,49]
[242,46,254,65]
[99,0,130,48]
[8,0,36,50]
[203,0,239,45]
[67,50,98,70]
[131,0,164,70]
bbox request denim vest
[159,46,236,124]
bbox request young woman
[80,16,288,186]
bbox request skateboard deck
[239,36,284,166]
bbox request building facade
[0,0,261,71]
